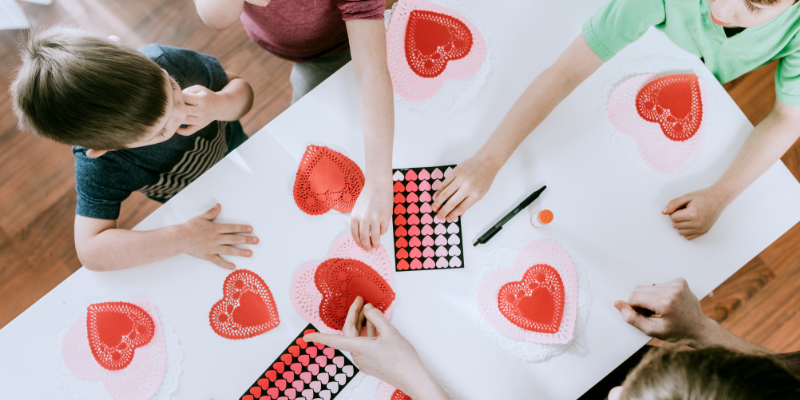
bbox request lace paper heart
[291,235,395,332]
[293,145,365,215]
[61,299,167,400]
[209,269,280,339]
[476,240,578,344]
[608,73,707,173]
[386,0,487,101]
[86,302,155,371]
[376,381,412,400]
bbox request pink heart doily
[290,235,395,333]
[608,74,708,173]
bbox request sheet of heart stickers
[240,324,359,400]
[392,165,465,271]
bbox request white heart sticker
[447,223,460,234]
[448,234,461,245]
[449,246,461,256]
[393,171,404,181]
[449,257,462,267]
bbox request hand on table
[431,155,499,222]
[351,181,392,251]
[305,297,451,400]
[662,187,730,240]
[177,85,222,136]
[177,204,258,270]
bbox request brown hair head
[10,25,169,150]
[621,346,800,400]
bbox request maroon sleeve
[338,0,385,21]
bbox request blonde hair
[621,346,800,400]
[10,25,168,150]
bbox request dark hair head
[749,0,798,6]
[10,25,169,150]
[621,346,800,400]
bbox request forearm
[403,372,451,400]
[194,0,245,29]
[712,104,800,204]
[693,317,773,354]
[77,225,185,271]
[216,78,254,121]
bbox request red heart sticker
[293,145,365,215]
[209,269,280,340]
[636,74,703,142]
[86,302,155,371]
[314,258,396,330]
[405,10,473,78]
[497,264,565,334]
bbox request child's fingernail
[661,207,668,214]
[364,304,374,310]
[251,237,259,244]
[613,302,622,311]
[247,226,253,232]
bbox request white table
[3,1,800,398]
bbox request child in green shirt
[431,0,800,240]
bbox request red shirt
[241,0,385,63]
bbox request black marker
[473,185,546,246]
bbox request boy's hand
[350,181,392,251]
[178,204,258,269]
[177,85,221,136]
[662,187,730,240]
[431,154,498,222]
[245,0,270,6]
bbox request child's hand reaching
[431,154,499,222]
[177,204,258,269]
[305,297,451,400]
[350,182,392,251]
[177,85,221,136]
[662,187,730,240]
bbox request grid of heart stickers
[392,165,465,272]
[241,324,359,400]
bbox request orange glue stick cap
[531,209,553,228]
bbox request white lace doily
[598,55,720,174]
[469,236,592,363]
[54,299,183,400]
[384,0,492,116]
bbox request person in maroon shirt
[194,0,395,251]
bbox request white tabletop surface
[3,0,800,398]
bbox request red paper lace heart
[405,10,473,78]
[636,74,703,142]
[314,258,396,330]
[497,264,565,334]
[392,389,412,400]
[209,269,280,339]
[86,302,155,371]
[293,145,365,215]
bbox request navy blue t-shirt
[73,44,247,220]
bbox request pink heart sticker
[407,192,419,203]
[408,225,421,236]
[419,180,431,191]
[410,259,423,269]
[334,373,347,385]
[409,248,422,258]
[299,354,310,366]
[310,380,322,393]
[320,390,332,400]
[300,372,312,384]
[434,224,447,235]
[419,191,431,202]
[327,382,340,394]
[421,224,434,235]
[431,168,444,179]
[306,347,318,358]
[444,167,453,177]
[325,364,337,376]
[436,246,448,257]
[420,202,432,213]
[290,363,302,374]
[308,364,320,375]
[276,379,287,391]
[422,235,435,247]
[422,247,435,257]
[423,258,435,269]
[436,258,449,268]
[318,372,329,385]
[285,388,297,400]
[408,214,420,225]
[302,388,314,399]
[418,169,431,180]
[332,356,344,368]
[268,387,280,399]
[342,365,354,377]
[407,203,420,214]
[293,379,305,391]
[420,214,433,224]
[432,180,442,190]
[435,235,448,246]
[283,371,295,383]
[449,257,462,268]
[315,356,328,367]
[409,236,421,247]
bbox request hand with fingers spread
[662,187,731,240]
[350,182,392,252]
[304,297,452,400]
[177,203,259,270]
[431,154,499,222]
[614,278,771,354]
[176,85,222,136]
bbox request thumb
[663,194,692,215]
[615,300,654,334]
[362,304,396,335]
[201,203,221,220]
[304,332,358,353]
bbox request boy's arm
[194,0,264,29]
[431,34,603,220]
[178,71,254,136]
[663,101,800,239]
[344,19,395,251]
[75,204,257,271]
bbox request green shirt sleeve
[776,51,800,106]
[582,0,667,61]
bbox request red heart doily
[405,10,473,78]
[314,258,396,330]
[86,302,155,371]
[209,269,280,340]
[392,389,412,400]
[497,264,565,334]
[636,74,703,142]
[293,145,365,215]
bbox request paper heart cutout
[291,235,395,332]
[423,258,435,269]
[316,355,328,368]
[408,214,420,225]
[209,269,279,340]
[435,235,447,246]
[609,73,706,173]
[392,390,413,400]
[636,74,702,142]
[420,214,433,224]
[86,302,155,371]
[293,145,365,215]
[409,237,422,247]
[405,10,472,78]
[498,264,564,333]
[409,248,421,259]
[421,224,434,235]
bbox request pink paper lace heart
[290,235,395,333]
[608,74,707,173]
[476,241,578,344]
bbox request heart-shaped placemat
[497,264,565,334]
[209,269,280,339]
[294,145,365,215]
[86,302,155,371]
[636,74,702,142]
[405,10,472,78]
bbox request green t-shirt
[583,0,800,105]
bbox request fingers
[614,300,656,335]
[366,320,375,338]
[370,222,381,251]
[216,245,252,258]
[445,195,476,221]
[216,223,254,234]
[663,194,692,215]
[669,207,695,223]
[208,254,235,270]
[219,233,259,245]
[359,220,373,252]
[436,188,467,222]
[627,291,662,313]
[362,303,395,335]
[671,220,695,229]
[201,204,222,220]
[343,296,365,338]
[351,218,363,249]
[304,332,357,353]
[431,178,458,215]
[432,174,456,213]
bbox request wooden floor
[1,1,799,355]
